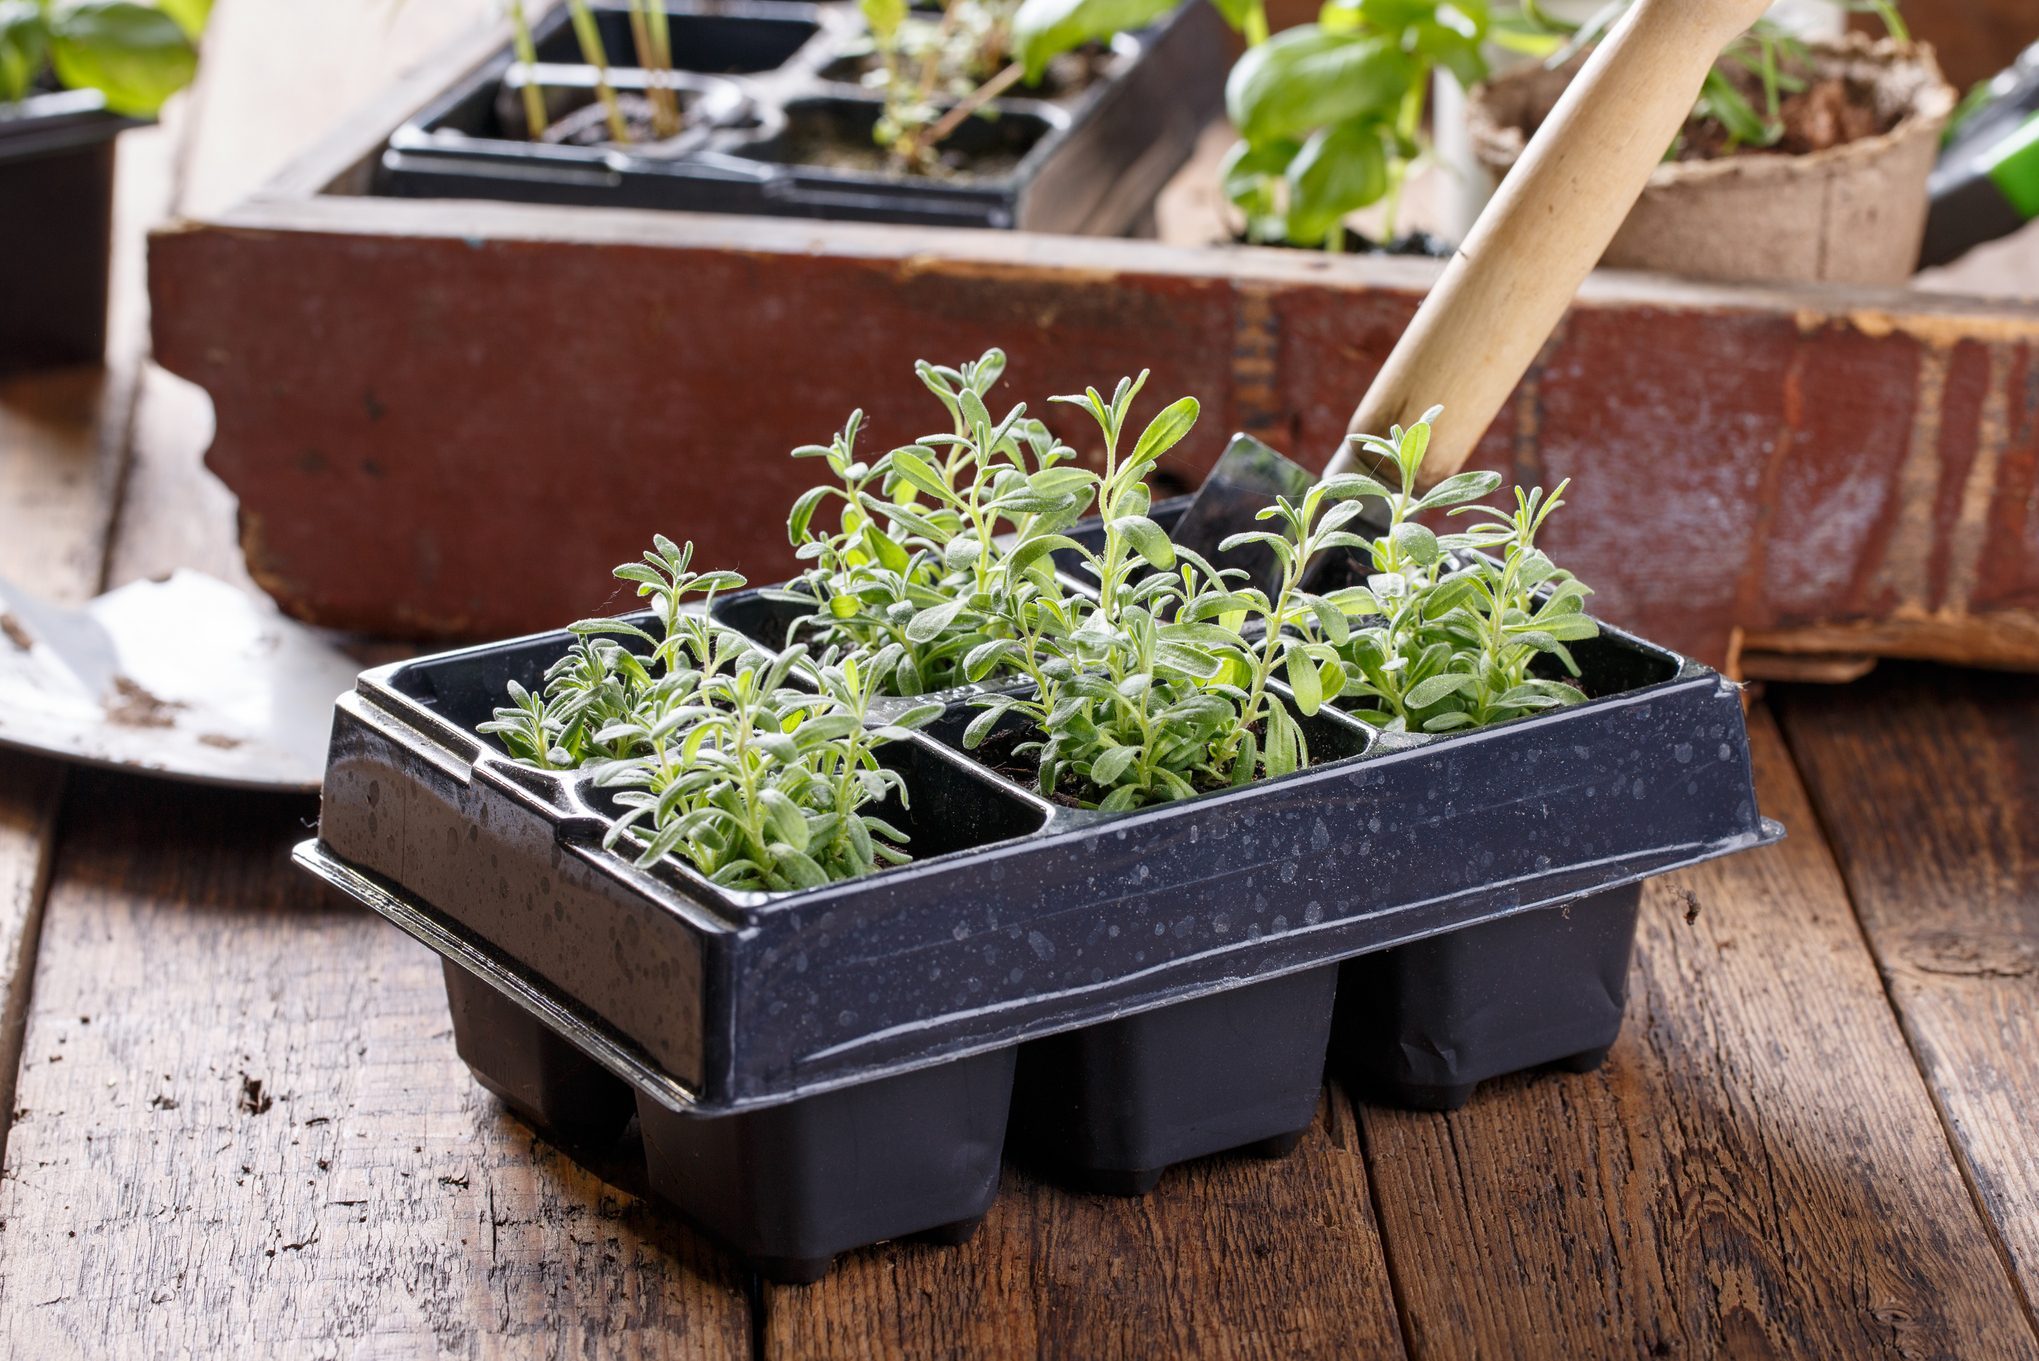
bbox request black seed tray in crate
[296,480,1780,1277]
[1,89,136,373]
[373,0,1226,232]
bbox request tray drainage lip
[294,837,703,1115]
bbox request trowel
[1169,0,1776,585]
[0,570,363,792]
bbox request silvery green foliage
[1327,410,1600,733]
[781,348,1096,696]
[963,371,1378,811]
[482,536,939,892]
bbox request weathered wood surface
[1357,711,2039,1360]
[6,0,2039,1352]
[0,775,753,1359]
[764,1090,1405,1360]
[0,107,182,1167]
[153,189,2039,673]
[1779,666,2039,1328]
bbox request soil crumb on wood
[196,732,245,750]
[0,613,31,651]
[238,1074,274,1115]
[104,676,186,729]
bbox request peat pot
[297,460,1780,1280]
[1469,35,1955,285]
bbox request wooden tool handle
[1326,0,1774,484]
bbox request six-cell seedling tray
[375,0,1226,232]
[297,469,1780,1281]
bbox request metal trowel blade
[0,571,363,792]
[1169,434,1320,594]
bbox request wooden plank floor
[1,5,2036,1354]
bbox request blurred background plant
[1498,0,1907,157]
[0,0,208,115]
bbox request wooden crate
[149,19,2039,674]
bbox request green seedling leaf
[1089,744,1139,786]
[1285,646,1324,715]
[1113,515,1175,571]
[1129,395,1199,467]
[1405,671,1475,709]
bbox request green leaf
[906,598,967,645]
[1009,532,1082,574]
[1285,646,1323,716]
[1393,521,1441,566]
[1225,26,1413,146]
[1284,118,1388,246]
[886,448,953,503]
[759,788,810,852]
[47,1,198,116]
[1416,469,1503,510]
[862,523,910,575]
[1010,0,1174,82]
[963,699,1014,748]
[155,0,209,41]
[0,3,48,104]
[1112,515,1175,571]
[859,0,907,42]
[1129,395,1199,467]
[1089,744,1139,786]
[1405,671,1474,709]
[786,485,830,545]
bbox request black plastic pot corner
[1334,882,1643,1111]
[0,91,134,374]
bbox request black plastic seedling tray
[0,90,133,373]
[374,0,1226,232]
[297,464,1781,1279]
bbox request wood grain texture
[0,774,751,1360]
[0,107,180,1175]
[764,1087,1405,1360]
[1777,666,2039,1328]
[1355,711,2039,1361]
[151,187,2039,672]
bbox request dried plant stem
[567,0,632,144]
[626,0,681,138]
[507,0,549,139]
[903,59,1023,162]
